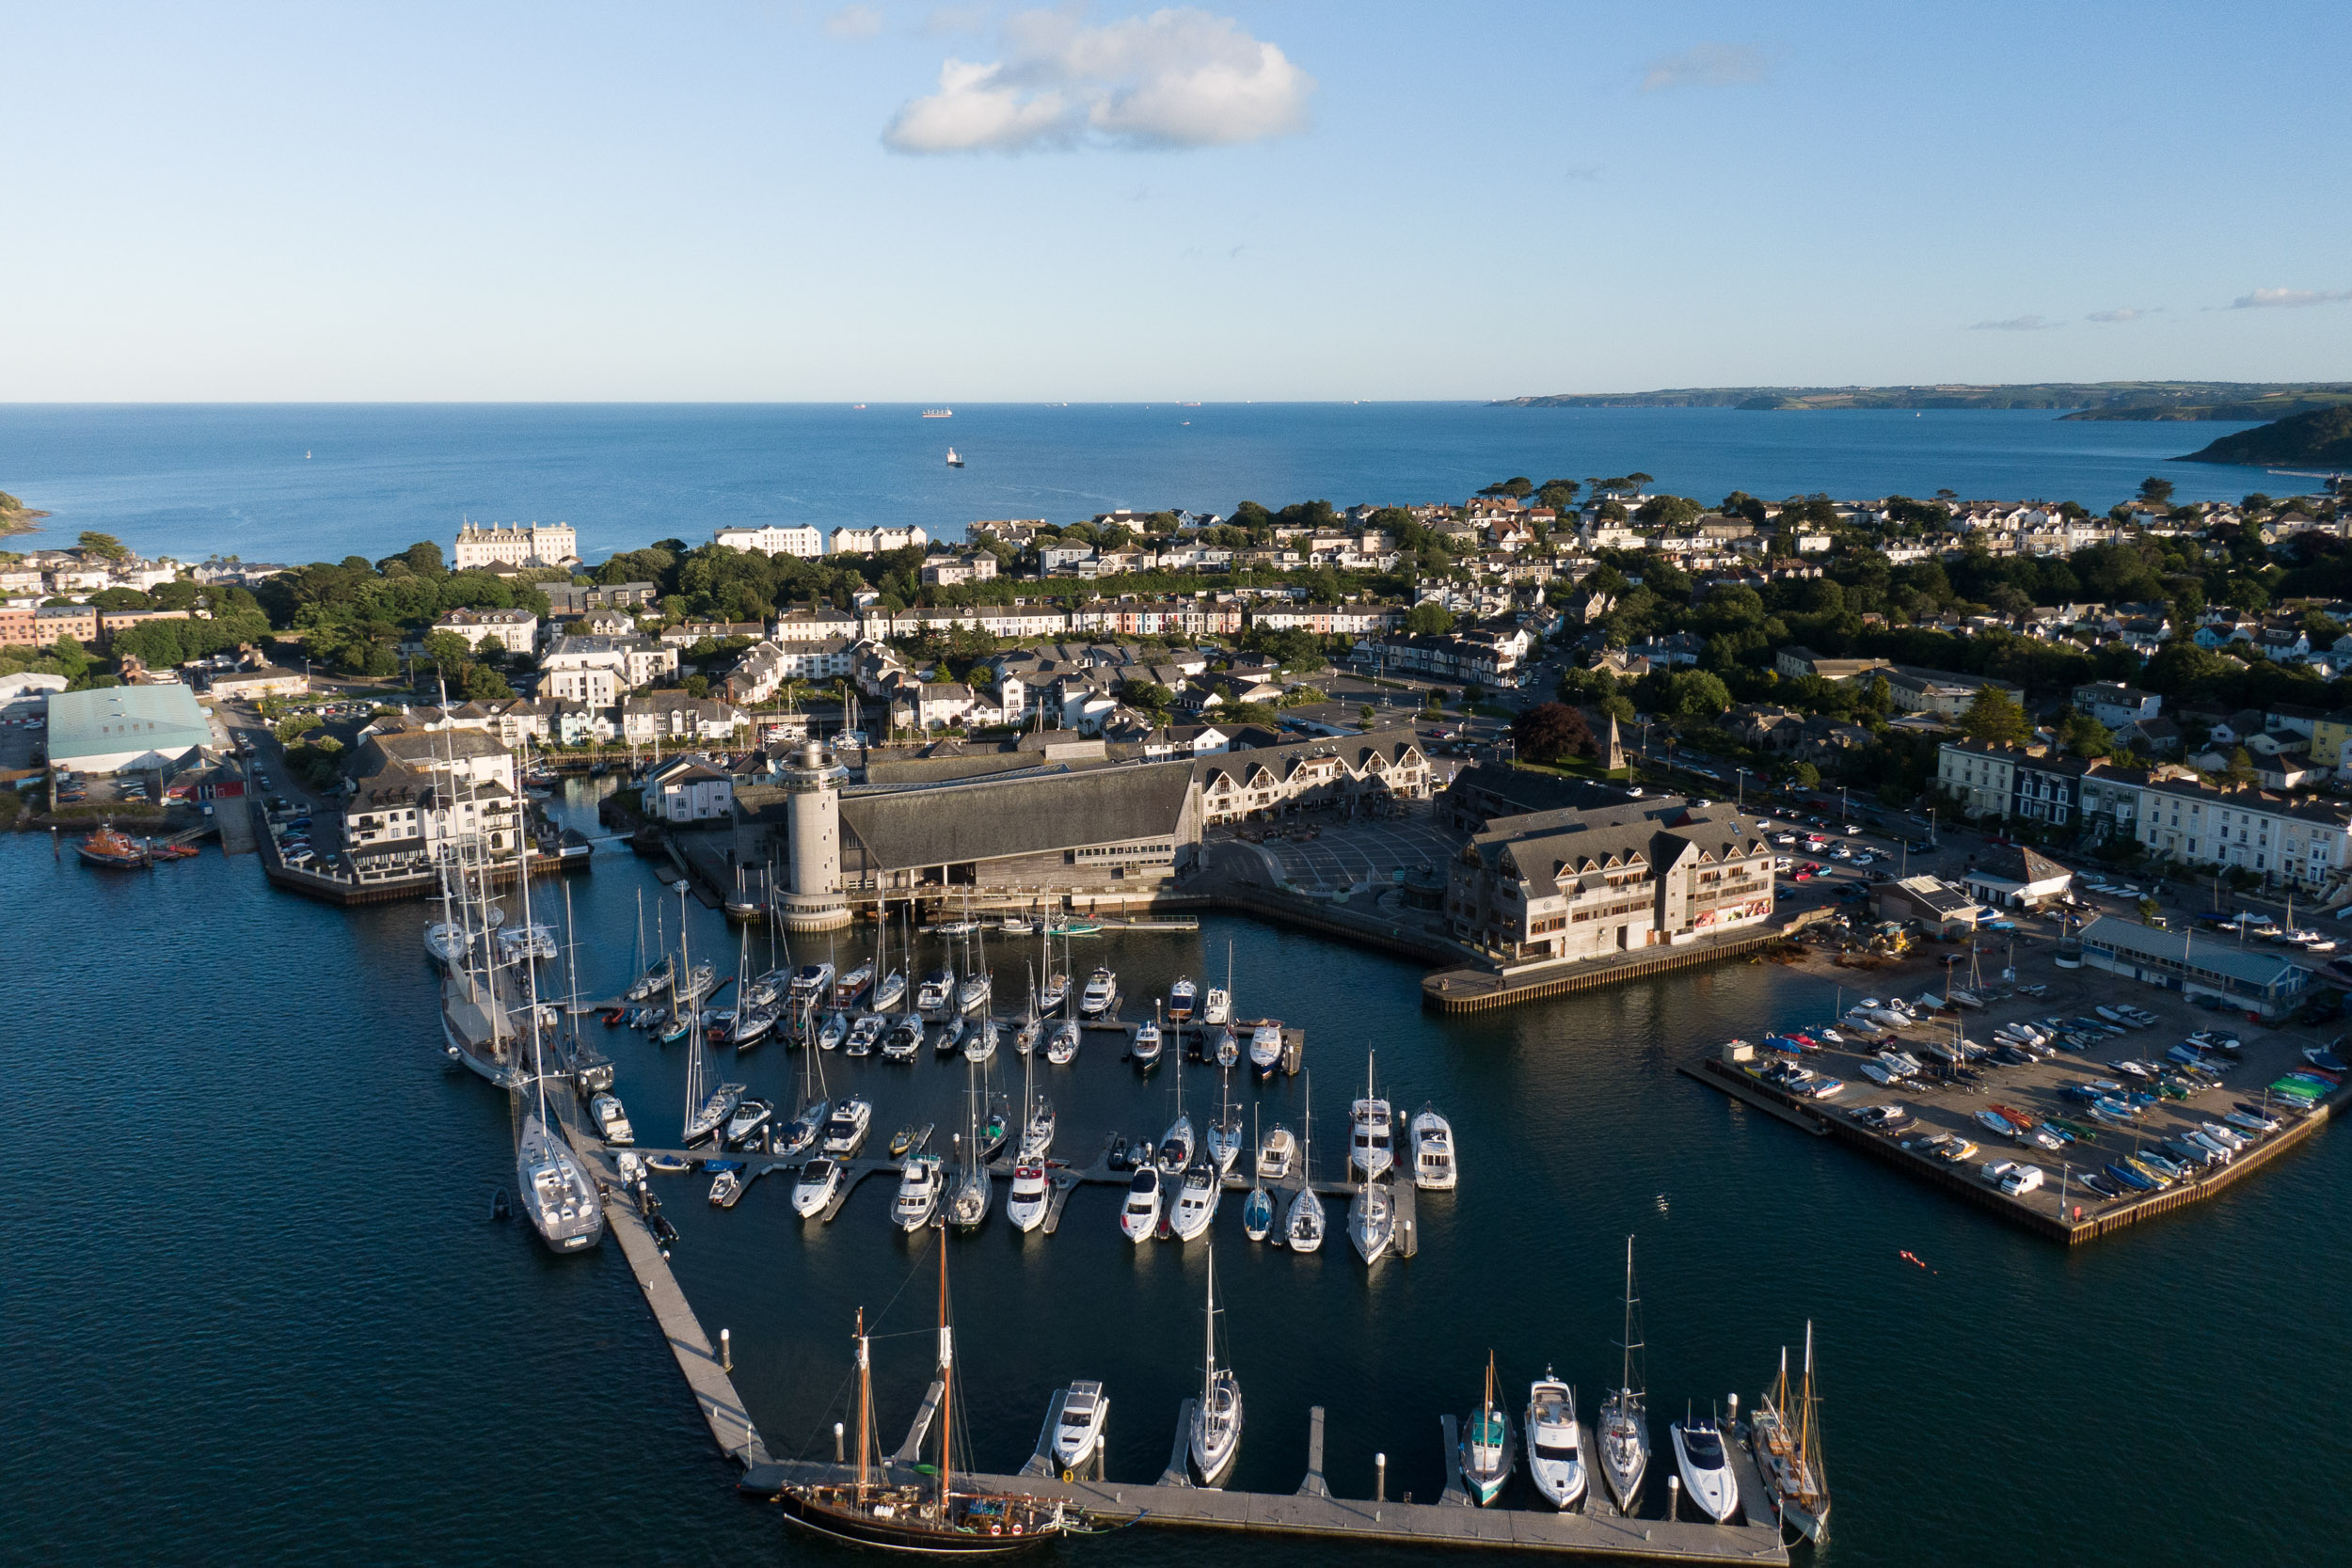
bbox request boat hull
[776,1487,1063,1556]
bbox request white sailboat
[1285,1070,1326,1253]
[1205,1067,1243,1175]
[1157,1047,1195,1173]
[1348,1176,1394,1264]
[1597,1237,1651,1513]
[1018,1042,1055,1160]
[948,1059,991,1229]
[512,839,603,1254]
[1046,1019,1080,1065]
[1187,1247,1243,1486]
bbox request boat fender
[1011,1523,1023,1536]
[989,1524,1001,1536]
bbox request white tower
[780,739,852,932]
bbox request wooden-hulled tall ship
[776,1239,1079,1554]
[1749,1321,1831,1545]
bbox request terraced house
[1191,730,1430,825]
[1445,800,1776,964]
[2133,778,2352,890]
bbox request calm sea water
[0,404,2280,567]
[5,784,2345,1568]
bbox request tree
[460,662,514,702]
[2137,477,2176,506]
[2137,896,2163,925]
[2221,747,2257,786]
[1785,760,1821,788]
[1358,705,1376,730]
[77,531,131,562]
[1478,477,1534,499]
[1405,602,1454,636]
[1633,495,1703,529]
[2058,711,2113,758]
[1959,686,2031,746]
[683,673,711,699]
[1510,701,1594,764]
[421,630,472,671]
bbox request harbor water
[5,784,2346,1568]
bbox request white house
[645,757,735,823]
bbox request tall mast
[1201,1245,1217,1404]
[855,1307,870,1496]
[1619,1235,1642,1397]
[936,1234,953,1509]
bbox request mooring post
[1375,1451,1387,1502]
[721,1328,732,1371]
[1668,1474,1681,1522]
[834,1422,846,1463]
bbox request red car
[1791,868,1815,881]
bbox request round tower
[780,738,852,932]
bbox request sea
[0,403,2288,567]
[5,782,2346,1568]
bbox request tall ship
[1749,1323,1831,1544]
[775,1244,1080,1552]
[511,839,603,1253]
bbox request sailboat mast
[1201,1245,1217,1403]
[937,1236,954,1509]
[855,1307,870,1496]
[1620,1236,1639,1395]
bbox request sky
[4,0,2350,402]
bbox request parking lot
[1208,810,1464,893]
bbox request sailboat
[1187,1247,1244,1487]
[774,1259,1075,1553]
[1205,1067,1243,1174]
[777,1027,832,1159]
[1597,1237,1651,1513]
[1749,1323,1832,1544]
[871,910,908,1013]
[1157,1044,1195,1173]
[1348,1174,1394,1265]
[511,841,604,1254]
[948,1060,992,1229]
[1018,1039,1055,1160]
[1460,1353,1513,1506]
[437,747,527,1091]
[1285,1070,1326,1253]
[1040,921,1070,1015]
[1241,1108,1274,1242]
[956,913,993,1016]
[1201,943,1232,1025]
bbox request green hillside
[1495,382,2352,420]
[2177,405,2352,466]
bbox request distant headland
[1,490,50,537]
[2177,404,2352,467]
[1494,382,2352,422]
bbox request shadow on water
[4,782,2344,1568]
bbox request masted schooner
[776,1241,1082,1553]
[1749,1322,1831,1545]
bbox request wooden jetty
[739,1394,1788,1561]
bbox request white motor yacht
[1410,1105,1456,1190]
[847,1014,886,1054]
[1672,1415,1740,1525]
[1248,1022,1283,1076]
[1201,986,1232,1025]
[590,1092,634,1146]
[1119,1167,1163,1242]
[1349,1101,1394,1180]
[1079,967,1118,1019]
[1051,1382,1110,1471]
[1349,1180,1394,1264]
[893,1156,943,1230]
[1132,1019,1163,1069]
[724,1098,774,1148]
[1526,1373,1588,1511]
[882,1015,924,1060]
[791,1156,843,1218]
[788,962,835,1007]
[820,1098,873,1157]
[1047,1021,1080,1064]
[1256,1124,1297,1180]
[1006,1163,1051,1232]
[915,968,955,1017]
[1168,1161,1221,1240]
[1168,977,1197,1022]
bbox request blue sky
[5,1,2349,401]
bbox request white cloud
[883,7,1313,153]
[923,4,992,33]
[1640,41,1776,93]
[2087,307,2159,323]
[824,4,885,40]
[2232,287,2352,309]
[1966,315,2060,332]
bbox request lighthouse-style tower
[779,739,852,933]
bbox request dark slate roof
[1190,728,1426,791]
[840,759,1195,870]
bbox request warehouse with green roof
[45,685,214,774]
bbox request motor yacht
[847,1014,886,1055]
[1132,1019,1163,1069]
[1256,1124,1297,1180]
[788,962,835,1008]
[915,968,955,1018]
[1410,1105,1456,1190]
[831,961,873,1008]
[1349,1072,1394,1179]
[820,1098,873,1157]
[1051,1382,1109,1471]
[887,1155,941,1230]
[1006,1163,1052,1231]
[791,1157,843,1218]
[723,1098,773,1149]
[1672,1415,1740,1525]
[1525,1373,1588,1511]
[1249,1022,1283,1077]
[590,1092,634,1146]
[1119,1167,1163,1242]
[1201,986,1232,1025]
[1168,977,1197,1022]
[882,1015,924,1061]
[1349,1180,1394,1264]
[1079,967,1118,1019]
[1168,1161,1220,1240]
